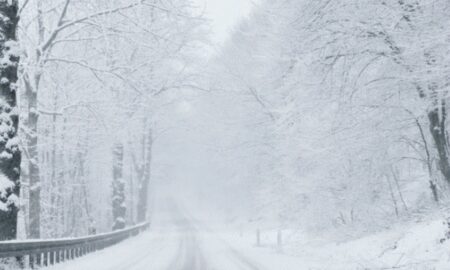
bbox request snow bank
[221,218,450,269]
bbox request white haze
[194,0,255,43]
[2,0,450,269]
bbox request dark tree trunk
[428,99,450,185]
[112,143,126,230]
[0,0,21,240]
[415,118,440,202]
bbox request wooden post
[277,230,282,251]
[256,229,261,246]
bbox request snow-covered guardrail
[0,222,150,268]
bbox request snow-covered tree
[112,143,125,230]
[15,0,205,238]
[0,0,21,241]
[206,0,450,236]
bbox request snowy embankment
[176,192,450,269]
[218,218,450,269]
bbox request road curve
[46,198,268,270]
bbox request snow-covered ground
[228,219,450,269]
[41,195,450,270]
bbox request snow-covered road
[161,201,264,270]
[44,198,288,270]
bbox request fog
[0,0,449,269]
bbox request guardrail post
[29,254,34,269]
[36,253,41,267]
[43,252,48,267]
[15,256,24,268]
[50,250,55,265]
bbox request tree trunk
[27,89,40,239]
[112,143,126,230]
[137,129,152,223]
[428,99,450,185]
[0,0,21,240]
[415,117,439,202]
[26,0,45,239]
[59,116,67,236]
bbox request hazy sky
[194,0,255,43]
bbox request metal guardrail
[0,222,150,268]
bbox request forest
[0,0,449,269]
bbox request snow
[215,218,450,269]
[277,219,450,269]
[0,172,14,199]
[3,1,450,270]
[0,151,12,160]
[5,137,19,151]
[7,193,18,207]
[0,77,8,84]
[4,41,20,58]
[37,192,450,270]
